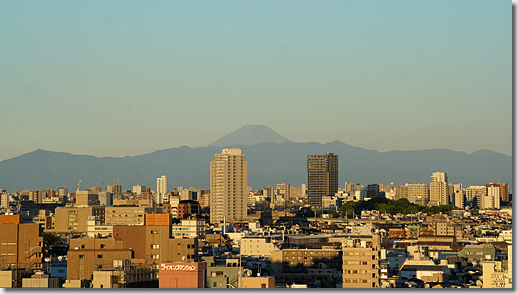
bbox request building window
[98,255,103,259]
[100,244,106,249]
[79,255,84,259]
[81,244,86,249]
[151,244,159,249]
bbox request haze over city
[0,0,511,163]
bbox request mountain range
[0,125,512,192]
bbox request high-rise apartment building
[482,184,501,210]
[342,236,381,288]
[132,185,146,196]
[209,148,248,224]
[454,189,466,209]
[156,175,168,205]
[307,153,338,208]
[466,186,486,207]
[431,171,448,183]
[276,183,290,201]
[58,187,68,204]
[366,184,380,198]
[429,171,448,206]
[486,183,509,202]
[407,183,429,206]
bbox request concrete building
[58,187,68,204]
[367,184,380,198]
[454,189,466,209]
[342,237,381,288]
[98,191,113,206]
[209,148,248,224]
[407,184,429,206]
[107,185,122,200]
[429,171,448,206]
[482,259,512,288]
[307,152,339,208]
[104,206,145,226]
[429,182,448,206]
[466,186,486,207]
[132,185,146,196]
[112,225,198,265]
[458,244,496,264]
[276,183,290,201]
[486,183,509,202]
[52,206,103,234]
[171,219,205,238]
[241,237,277,257]
[67,238,131,280]
[22,271,59,288]
[86,216,113,238]
[75,190,99,206]
[240,276,275,288]
[156,176,167,205]
[482,184,501,209]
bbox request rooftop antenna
[77,180,82,191]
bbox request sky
[0,0,512,162]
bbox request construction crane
[102,182,107,191]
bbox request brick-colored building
[388,228,406,239]
[177,200,200,219]
[144,214,171,226]
[0,215,44,269]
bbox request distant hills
[0,125,512,192]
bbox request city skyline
[0,0,512,163]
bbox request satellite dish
[182,256,186,261]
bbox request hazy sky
[1,0,512,162]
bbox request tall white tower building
[156,175,167,205]
[210,148,248,224]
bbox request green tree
[42,232,64,246]
[324,210,339,218]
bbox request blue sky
[0,0,512,161]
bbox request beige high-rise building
[276,183,290,201]
[407,183,429,206]
[466,186,486,207]
[429,171,448,206]
[342,236,381,288]
[210,148,248,224]
[482,185,501,210]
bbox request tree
[324,210,339,218]
[42,232,64,246]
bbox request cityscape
[0,143,512,288]
[0,0,511,290]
